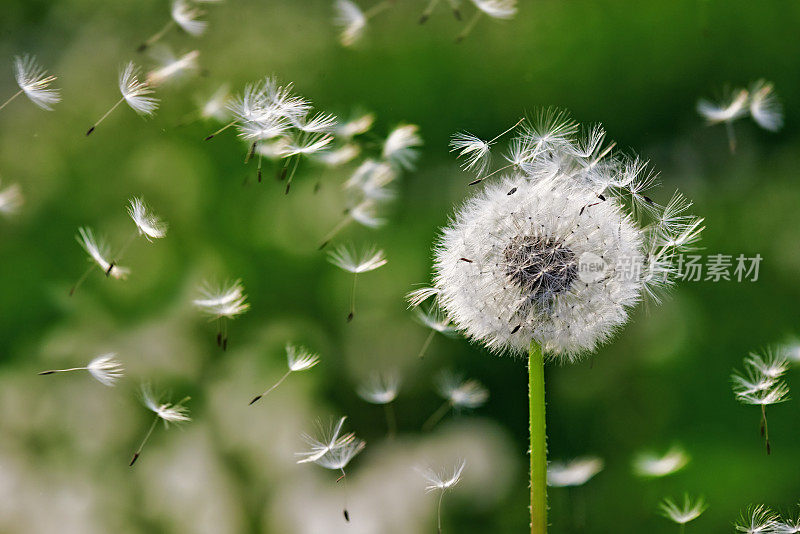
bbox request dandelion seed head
[732,349,790,406]
[357,370,401,404]
[437,372,488,409]
[13,55,60,110]
[659,494,707,525]
[76,227,130,279]
[547,457,603,487]
[417,459,466,493]
[749,80,783,132]
[87,353,124,386]
[286,343,321,372]
[313,435,365,470]
[328,244,387,273]
[128,197,168,240]
[119,62,159,116]
[334,0,367,47]
[450,132,492,176]
[633,446,689,478]
[193,279,250,319]
[296,416,355,464]
[142,385,191,425]
[382,124,423,170]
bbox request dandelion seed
[659,494,707,530]
[71,227,130,295]
[547,457,604,487]
[748,80,783,132]
[297,416,365,522]
[382,124,423,170]
[450,118,525,177]
[697,89,749,153]
[413,305,457,359]
[130,385,191,466]
[735,505,780,534]
[138,0,207,51]
[249,344,320,404]
[337,111,374,139]
[456,0,517,42]
[419,0,462,24]
[86,62,158,136]
[193,279,249,350]
[38,353,124,386]
[317,200,386,249]
[773,513,800,534]
[0,55,60,112]
[316,143,361,167]
[423,372,488,430]
[732,349,790,454]
[146,49,200,86]
[358,370,401,437]
[0,180,23,216]
[128,197,168,241]
[334,0,367,47]
[344,159,398,201]
[406,286,440,308]
[328,244,387,321]
[633,446,689,478]
[199,85,231,121]
[417,459,465,534]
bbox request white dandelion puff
[697,88,749,153]
[146,49,200,86]
[130,385,191,466]
[382,124,423,170]
[328,244,387,321]
[71,227,130,295]
[38,353,124,387]
[0,181,23,216]
[547,457,604,487]
[86,62,158,136]
[193,279,250,350]
[334,0,367,47]
[735,505,780,534]
[249,344,321,404]
[633,446,689,478]
[749,80,783,132]
[127,197,168,241]
[423,372,488,430]
[416,459,466,534]
[658,494,707,526]
[1,55,60,111]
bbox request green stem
[529,339,547,534]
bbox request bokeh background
[1,0,799,532]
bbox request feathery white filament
[193,280,250,319]
[469,0,517,18]
[119,62,159,115]
[357,370,401,404]
[633,446,689,477]
[142,386,191,425]
[286,344,321,371]
[296,416,356,464]
[334,0,367,47]
[128,197,168,240]
[87,353,124,386]
[76,227,130,279]
[659,494,707,525]
[328,244,387,273]
[418,459,466,492]
[171,0,207,36]
[382,124,423,170]
[735,505,780,534]
[547,457,603,487]
[697,89,749,124]
[437,372,489,408]
[749,80,783,132]
[13,55,61,110]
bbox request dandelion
[0,180,23,216]
[456,0,517,42]
[748,80,783,132]
[426,112,702,533]
[417,459,466,534]
[333,0,397,47]
[633,446,690,478]
[413,305,458,359]
[732,349,790,454]
[382,124,423,170]
[249,344,320,404]
[419,0,462,24]
[357,370,401,437]
[659,494,707,532]
[130,385,191,466]
[337,111,374,139]
[71,227,130,295]
[0,55,60,112]
[547,457,604,487]
[696,88,749,153]
[735,505,780,534]
[146,49,200,86]
[193,279,250,350]
[297,416,365,522]
[86,62,158,136]
[423,372,488,430]
[327,244,387,321]
[127,197,168,242]
[138,0,207,52]
[38,353,124,387]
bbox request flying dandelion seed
[419,0,462,24]
[337,111,374,139]
[382,124,423,170]
[422,110,702,533]
[296,416,365,522]
[0,180,23,216]
[658,494,707,532]
[748,80,783,132]
[333,0,398,47]
[0,55,60,112]
[249,344,320,405]
[411,305,458,359]
[146,49,200,86]
[696,88,749,154]
[130,385,191,466]
[193,279,250,350]
[547,457,604,487]
[327,244,387,321]
[450,118,525,177]
[38,353,124,387]
[456,0,517,42]
[423,372,488,430]
[86,62,159,136]
[735,505,780,534]
[357,370,401,437]
[127,197,168,242]
[732,349,790,454]
[70,227,130,295]
[317,200,386,249]
[417,459,466,534]
[633,446,690,478]
[138,0,208,52]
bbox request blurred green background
[1,0,799,532]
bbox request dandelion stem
[422,400,451,431]
[138,20,175,52]
[347,273,358,322]
[339,467,351,522]
[317,215,353,249]
[70,264,95,296]
[417,329,437,359]
[437,489,445,534]
[38,367,87,375]
[250,370,292,405]
[384,402,397,439]
[244,141,257,164]
[130,414,159,466]
[87,97,125,136]
[419,0,440,24]
[529,339,548,534]
[725,121,737,154]
[761,404,771,455]
[679,523,685,534]
[489,117,526,144]
[284,155,302,194]
[0,89,23,112]
[469,161,515,185]
[455,11,482,43]
[115,231,138,262]
[204,120,236,141]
